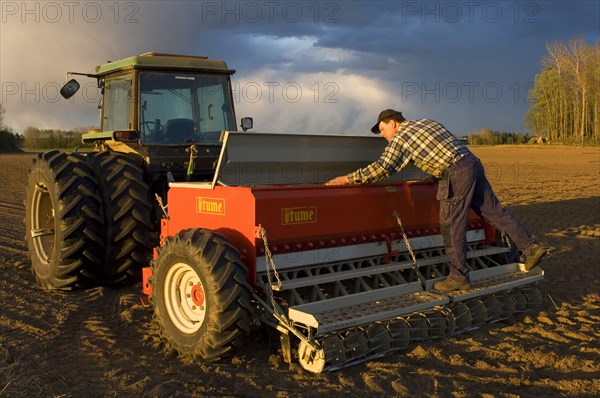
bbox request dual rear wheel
[25,150,155,289]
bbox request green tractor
[25,52,252,289]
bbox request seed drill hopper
[145,130,544,372]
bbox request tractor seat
[163,118,195,143]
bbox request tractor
[25,52,249,288]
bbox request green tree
[0,128,24,152]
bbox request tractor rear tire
[24,150,103,289]
[150,229,253,361]
[87,151,156,285]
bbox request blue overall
[437,154,535,282]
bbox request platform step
[446,265,544,302]
[288,283,448,335]
[287,263,541,336]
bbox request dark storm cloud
[1,0,597,134]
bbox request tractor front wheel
[151,229,253,361]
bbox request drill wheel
[482,295,502,322]
[448,302,472,334]
[387,318,411,350]
[365,323,392,355]
[465,299,488,328]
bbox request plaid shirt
[348,119,471,182]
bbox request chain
[256,226,326,357]
[258,226,283,315]
[392,211,418,264]
[392,210,426,288]
[154,193,169,219]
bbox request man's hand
[325,175,351,186]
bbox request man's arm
[325,137,407,185]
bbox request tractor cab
[110,71,235,145]
[61,52,252,190]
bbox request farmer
[326,109,546,292]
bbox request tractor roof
[95,52,235,76]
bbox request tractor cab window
[139,73,234,145]
[102,75,133,131]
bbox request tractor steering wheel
[140,121,163,140]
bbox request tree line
[467,128,531,145]
[525,36,599,144]
[21,126,90,150]
[0,103,95,151]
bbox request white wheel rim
[164,262,206,334]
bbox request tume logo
[282,206,317,225]
[196,197,225,215]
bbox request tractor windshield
[139,73,235,144]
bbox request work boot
[524,244,547,271]
[433,278,470,292]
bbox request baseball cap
[371,109,404,133]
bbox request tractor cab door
[197,78,233,143]
[102,74,133,132]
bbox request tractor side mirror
[240,117,253,132]
[60,79,81,99]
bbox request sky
[1,0,598,136]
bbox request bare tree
[543,41,569,141]
[527,36,598,144]
[565,36,592,142]
[0,103,5,130]
[590,41,600,141]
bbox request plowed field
[1,146,599,397]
